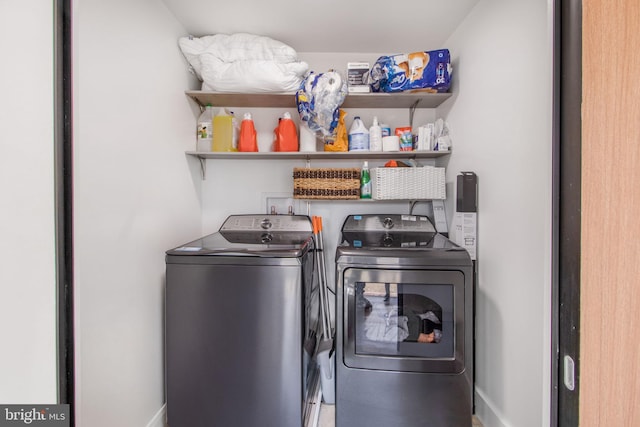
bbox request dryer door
[343,268,466,373]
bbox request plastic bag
[296,70,347,137]
[433,118,452,151]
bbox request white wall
[73,0,201,425]
[200,52,440,294]
[442,0,553,426]
[0,0,57,403]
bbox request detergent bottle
[212,108,235,152]
[238,113,258,152]
[274,112,299,152]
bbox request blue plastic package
[364,49,452,93]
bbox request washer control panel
[220,215,313,232]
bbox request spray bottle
[369,116,383,151]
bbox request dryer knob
[383,217,394,229]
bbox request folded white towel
[179,33,309,93]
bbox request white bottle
[369,116,383,151]
[299,124,317,152]
[196,104,214,151]
[348,116,370,151]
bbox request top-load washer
[165,215,321,427]
[335,214,474,427]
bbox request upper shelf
[185,90,452,109]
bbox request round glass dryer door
[343,268,466,374]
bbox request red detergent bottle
[238,112,258,152]
[274,112,299,152]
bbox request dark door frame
[54,0,74,424]
[552,0,581,426]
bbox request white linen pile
[179,33,309,93]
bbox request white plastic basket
[372,166,446,200]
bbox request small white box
[347,62,370,93]
[347,85,371,93]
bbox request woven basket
[372,166,446,200]
[293,168,361,199]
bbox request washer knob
[260,218,273,229]
[261,233,273,243]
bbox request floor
[317,404,484,427]
[317,404,333,427]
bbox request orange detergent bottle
[238,113,258,152]
[273,112,299,152]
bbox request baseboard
[146,404,166,427]
[474,388,510,427]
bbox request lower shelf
[186,150,450,160]
[294,198,438,203]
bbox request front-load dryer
[335,214,473,427]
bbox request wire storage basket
[293,168,361,199]
[372,166,446,200]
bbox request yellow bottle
[212,108,236,152]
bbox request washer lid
[167,215,313,257]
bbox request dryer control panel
[341,214,436,233]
